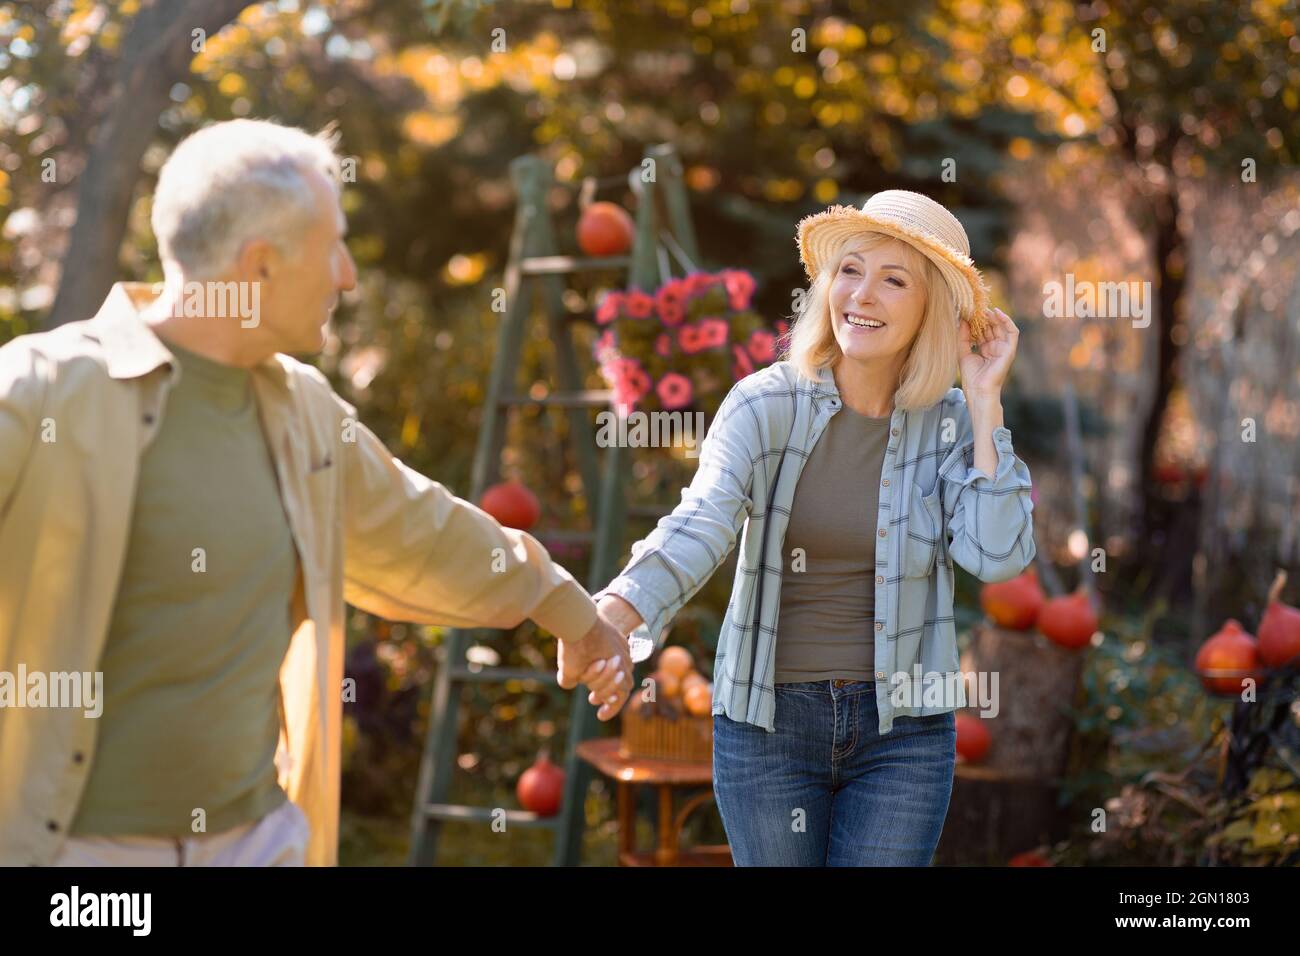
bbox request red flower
[605,357,652,411]
[594,329,617,361]
[655,279,688,327]
[732,344,754,379]
[722,269,756,310]
[677,323,707,354]
[625,290,655,319]
[656,372,693,410]
[684,272,720,297]
[595,292,623,326]
[747,329,775,364]
[699,318,729,349]
[658,299,685,327]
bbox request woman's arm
[942,308,1036,582]
[593,382,762,646]
[967,391,1004,480]
[940,398,1036,582]
[599,593,644,635]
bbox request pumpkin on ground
[1194,619,1260,696]
[1259,571,1300,668]
[1038,589,1099,649]
[980,568,1045,630]
[1008,850,1053,866]
[955,712,991,763]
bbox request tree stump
[934,621,1088,865]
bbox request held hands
[556,610,634,722]
[958,307,1019,399]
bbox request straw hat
[797,189,992,342]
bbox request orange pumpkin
[684,682,712,716]
[681,671,708,694]
[650,669,681,700]
[658,646,695,680]
[1038,590,1099,649]
[1194,619,1260,696]
[577,201,634,257]
[955,712,991,763]
[980,569,1045,630]
[479,479,541,531]
[1259,570,1300,669]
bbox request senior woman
[588,190,1036,866]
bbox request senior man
[0,119,633,866]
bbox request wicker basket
[619,700,713,762]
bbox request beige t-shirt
[774,404,890,683]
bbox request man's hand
[557,612,633,721]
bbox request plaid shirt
[595,360,1036,735]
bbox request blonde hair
[780,231,959,410]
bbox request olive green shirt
[774,404,890,683]
[71,341,297,837]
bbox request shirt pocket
[902,482,942,578]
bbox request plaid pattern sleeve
[593,380,762,651]
[937,391,1037,583]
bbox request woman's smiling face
[829,235,929,365]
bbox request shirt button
[876,575,883,585]
[876,670,885,679]
[881,478,889,487]
[891,428,899,436]
[875,622,883,631]
[72,751,85,764]
[142,413,155,425]
[46,820,59,832]
[878,528,886,537]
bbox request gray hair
[151,119,342,279]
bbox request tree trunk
[1136,181,1188,552]
[935,623,1087,864]
[46,0,252,329]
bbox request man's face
[257,166,357,354]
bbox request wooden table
[576,738,733,867]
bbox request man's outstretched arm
[333,393,633,717]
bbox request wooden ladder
[408,143,700,866]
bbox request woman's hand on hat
[958,307,1018,399]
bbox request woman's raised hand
[958,307,1019,398]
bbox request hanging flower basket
[592,269,787,419]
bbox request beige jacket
[0,283,598,866]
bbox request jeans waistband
[775,679,875,693]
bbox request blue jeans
[712,680,956,866]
